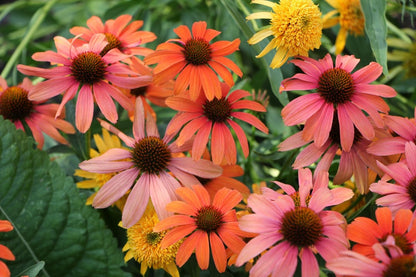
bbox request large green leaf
[361,0,388,75]
[0,116,129,277]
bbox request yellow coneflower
[247,0,323,68]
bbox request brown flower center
[146,231,162,245]
[0,86,33,121]
[381,233,413,255]
[318,68,355,105]
[130,86,148,97]
[203,97,232,122]
[184,38,211,65]
[406,177,416,204]
[71,51,106,84]
[281,207,323,248]
[131,136,171,174]
[100,33,123,56]
[383,255,416,277]
[195,205,223,232]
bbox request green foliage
[0,116,128,277]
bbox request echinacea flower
[327,237,416,276]
[70,14,157,56]
[144,21,242,101]
[322,0,365,54]
[370,141,416,212]
[0,77,75,149]
[74,128,127,209]
[79,98,222,228]
[123,204,181,277]
[246,0,322,68]
[0,220,15,277]
[347,207,416,259]
[280,54,396,152]
[165,82,268,165]
[17,34,151,133]
[154,185,247,273]
[236,168,353,277]
[387,28,416,79]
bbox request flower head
[247,0,322,68]
[0,220,15,277]
[165,82,268,164]
[123,204,181,277]
[70,14,156,56]
[323,0,365,54]
[154,185,247,273]
[280,54,396,152]
[144,21,242,101]
[0,77,75,149]
[17,34,152,133]
[79,98,222,228]
[236,168,353,277]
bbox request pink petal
[93,83,118,123]
[301,248,319,277]
[337,105,354,151]
[149,174,174,220]
[335,54,360,72]
[352,62,383,84]
[281,94,323,126]
[168,157,222,179]
[133,97,145,140]
[211,123,226,164]
[75,85,94,133]
[235,234,281,266]
[405,141,416,175]
[344,102,375,140]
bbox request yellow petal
[76,179,98,189]
[335,27,348,55]
[255,38,276,58]
[252,0,276,8]
[246,12,273,20]
[270,46,289,69]
[248,28,274,45]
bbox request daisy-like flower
[74,128,126,209]
[17,34,152,133]
[123,204,182,277]
[347,207,416,259]
[144,21,242,101]
[322,0,365,55]
[387,28,416,79]
[236,168,353,277]
[0,220,15,277]
[246,0,322,69]
[79,98,223,228]
[154,185,247,273]
[327,238,416,277]
[165,82,268,165]
[280,54,397,152]
[370,141,416,212]
[69,14,157,56]
[0,77,75,149]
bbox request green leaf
[17,261,45,277]
[0,116,128,277]
[361,0,388,75]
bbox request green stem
[1,0,58,79]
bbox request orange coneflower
[0,220,15,277]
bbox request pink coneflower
[0,77,75,149]
[370,141,416,212]
[327,237,416,276]
[279,113,389,193]
[236,168,353,277]
[280,54,396,152]
[79,98,223,228]
[69,14,157,56]
[17,34,151,133]
[165,82,268,165]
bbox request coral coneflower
[0,77,75,149]
[123,204,181,277]
[17,34,152,133]
[246,0,322,68]
[165,82,268,165]
[144,21,242,101]
[0,220,15,277]
[322,0,365,54]
[236,168,353,277]
[70,14,156,56]
[154,185,247,273]
[79,98,222,228]
[348,207,416,259]
[280,54,396,152]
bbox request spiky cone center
[131,136,171,174]
[290,192,311,207]
[318,68,355,105]
[195,205,223,232]
[130,86,148,97]
[381,233,413,255]
[203,97,232,123]
[184,38,212,65]
[100,33,123,56]
[281,207,323,248]
[71,51,106,84]
[270,0,322,54]
[339,0,365,36]
[382,255,416,277]
[0,86,33,121]
[329,112,362,146]
[406,177,416,205]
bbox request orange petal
[0,245,15,261]
[176,230,203,267]
[375,207,392,235]
[209,232,227,272]
[0,221,13,232]
[195,231,210,270]
[160,224,196,249]
[153,215,195,232]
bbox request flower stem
[1,0,58,79]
